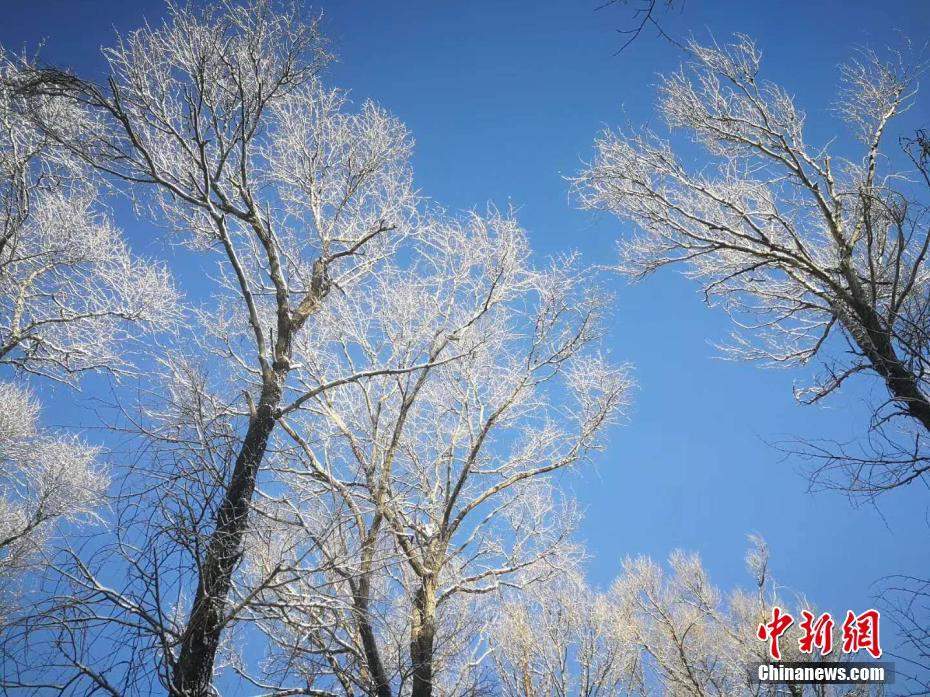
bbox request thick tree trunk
[867,340,930,432]
[844,298,930,432]
[832,253,930,434]
[171,379,282,696]
[353,578,393,697]
[409,577,437,697]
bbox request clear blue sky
[5,0,930,648]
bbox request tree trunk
[353,576,393,697]
[844,298,930,432]
[171,379,283,696]
[409,577,437,697]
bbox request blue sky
[5,0,930,648]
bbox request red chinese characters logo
[798,611,834,656]
[756,606,793,660]
[756,608,882,660]
[841,609,882,659]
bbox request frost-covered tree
[492,539,882,697]
[241,212,630,697]
[0,383,105,624]
[7,3,594,695]
[4,9,894,697]
[0,48,174,629]
[490,561,642,697]
[577,36,930,499]
[0,52,175,380]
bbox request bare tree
[0,51,176,381]
[4,9,901,697]
[577,35,930,499]
[611,546,773,697]
[239,212,631,697]
[5,2,461,694]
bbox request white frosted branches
[577,35,930,496]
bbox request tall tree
[577,36,930,500]
[244,213,630,696]
[11,3,448,694]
